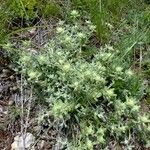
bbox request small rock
[2,69,10,74]
[0,107,3,112]
[9,75,15,80]
[12,86,18,92]
[9,87,13,91]
[37,140,52,150]
[28,28,36,35]
[8,100,14,106]
[3,111,8,115]
[0,74,7,78]
[11,132,35,150]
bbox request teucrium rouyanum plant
[8,11,150,149]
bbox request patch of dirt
[0,50,18,149]
[11,18,58,49]
[0,18,60,149]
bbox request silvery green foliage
[12,11,149,149]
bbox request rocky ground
[0,50,18,149]
[0,20,58,149]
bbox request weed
[6,12,150,149]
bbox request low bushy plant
[6,11,150,149]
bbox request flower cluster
[10,11,149,149]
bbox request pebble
[12,86,18,92]
[9,75,15,80]
[11,132,35,150]
[9,87,13,91]
[8,100,14,106]
[0,74,7,78]
[2,69,10,74]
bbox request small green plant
[6,11,150,149]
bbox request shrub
[6,11,150,149]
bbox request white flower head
[58,20,65,25]
[126,69,134,76]
[85,20,96,31]
[105,44,114,51]
[62,63,71,71]
[70,10,79,17]
[85,20,91,24]
[56,27,64,34]
[140,114,150,123]
[116,66,123,72]
[89,24,96,31]
[28,71,40,79]
[106,22,114,29]
[84,70,91,77]
[64,36,72,43]
[38,55,46,63]
[95,75,101,81]
[77,32,85,39]
[21,55,30,63]
[74,81,79,87]
[58,59,64,64]
[126,97,136,107]
[106,88,116,97]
